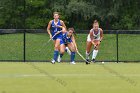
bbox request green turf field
[0,33,140,61]
[0,62,139,93]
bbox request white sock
[66,47,71,55]
[57,55,61,62]
[86,51,90,59]
[92,50,98,59]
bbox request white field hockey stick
[49,30,62,41]
[77,50,89,63]
[89,44,98,56]
[38,31,62,52]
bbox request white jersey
[87,28,101,42]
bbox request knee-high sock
[71,52,75,62]
[86,51,90,59]
[57,53,63,62]
[92,50,98,59]
[60,54,63,58]
[53,50,59,61]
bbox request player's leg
[86,41,92,61]
[59,43,66,62]
[57,40,66,62]
[67,43,76,64]
[57,43,61,62]
[51,38,60,64]
[65,47,71,55]
[91,40,100,62]
[57,54,61,62]
[58,46,71,62]
[86,35,92,61]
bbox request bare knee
[70,47,76,52]
[86,42,92,53]
[60,50,65,54]
[54,39,60,50]
[54,45,59,50]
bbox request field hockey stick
[38,31,62,52]
[47,33,57,43]
[89,44,98,56]
[50,30,63,40]
[77,50,89,63]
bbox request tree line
[0,0,140,30]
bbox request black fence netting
[0,30,24,61]
[0,29,140,62]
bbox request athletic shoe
[91,59,96,63]
[57,55,61,63]
[51,59,55,64]
[70,61,76,64]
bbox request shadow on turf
[99,63,137,87]
[2,91,6,93]
[26,62,77,93]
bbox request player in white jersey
[86,20,103,62]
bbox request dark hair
[93,20,98,24]
[68,28,74,32]
[68,28,76,36]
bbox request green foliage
[0,0,140,29]
[0,0,24,28]
[26,0,45,7]
[113,15,134,29]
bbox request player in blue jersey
[47,12,66,63]
[86,20,103,63]
[59,28,77,64]
[47,12,71,63]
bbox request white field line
[0,74,140,78]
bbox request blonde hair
[53,12,59,15]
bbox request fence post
[23,0,26,62]
[116,31,119,63]
[23,30,26,62]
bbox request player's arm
[55,27,66,35]
[56,25,67,33]
[47,20,52,39]
[56,20,67,32]
[89,30,95,45]
[71,35,78,51]
[60,20,67,30]
[61,27,67,33]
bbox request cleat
[51,59,55,64]
[91,59,96,63]
[70,61,76,64]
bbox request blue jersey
[60,32,72,45]
[51,19,62,40]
